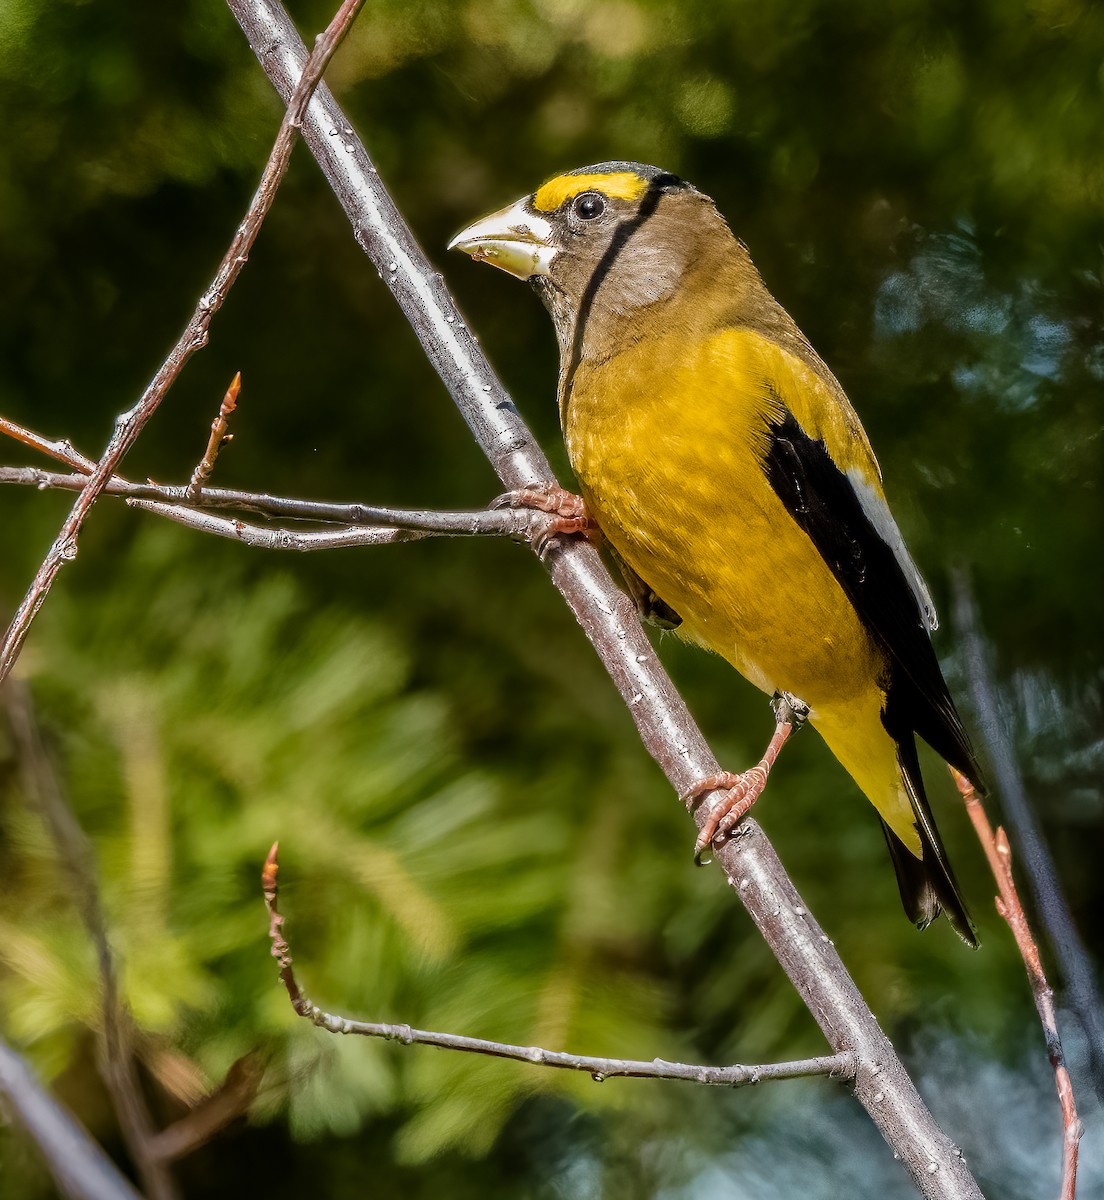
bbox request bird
[449,161,982,945]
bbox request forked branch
[1,426,1083,1199]
[0,0,1059,1194]
[225,4,988,1195]
[0,0,366,1189]
[0,455,553,547]
[0,0,368,685]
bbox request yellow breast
[563,328,886,715]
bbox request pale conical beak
[448,198,556,280]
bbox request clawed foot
[683,693,809,865]
[682,770,770,865]
[492,483,597,559]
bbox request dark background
[0,1,1101,1196]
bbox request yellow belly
[563,328,920,852]
[564,331,886,715]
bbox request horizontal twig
[0,462,545,541]
[126,497,555,550]
[261,844,855,1087]
[127,498,420,550]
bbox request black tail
[882,733,978,948]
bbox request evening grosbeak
[450,162,981,944]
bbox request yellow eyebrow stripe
[532,171,648,212]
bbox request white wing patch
[846,468,939,632]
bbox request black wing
[761,407,982,787]
[762,406,981,945]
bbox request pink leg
[683,695,808,864]
[492,483,597,557]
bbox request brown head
[449,162,774,364]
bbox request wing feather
[718,327,940,631]
[760,401,981,786]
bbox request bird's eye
[572,192,606,221]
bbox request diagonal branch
[261,844,857,1088]
[952,571,1104,1103]
[0,1034,143,1200]
[0,0,368,687]
[226,3,987,1195]
[144,1052,268,1165]
[952,769,1083,1200]
[0,415,110,475]
[2,681,177,1200]
[4,677,269,1180]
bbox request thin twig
[953,571,1104,1102]
[188,371,241,499]
[228,4,986,1194]
[127,498,422,550]
[0,1035,143,1200]
[144,1052,268,1164]
[261,845,856,1087]
[0,0,367,686]
[2,682,177,1200]
[125,496,549,547]
[0,416,107,475]
[0,458,543,538]
[952,769,1082,1200]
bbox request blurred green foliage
[0,0,1101,1196]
